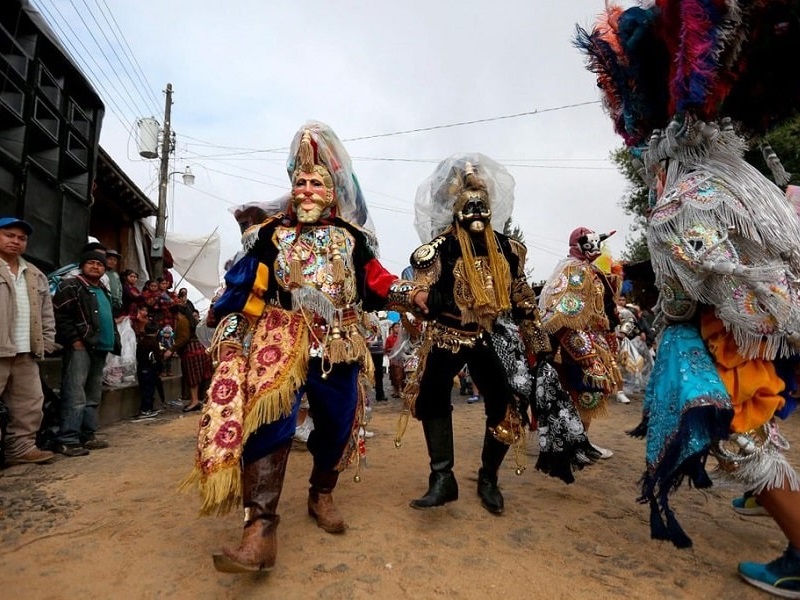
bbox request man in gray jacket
[0,217,58,465]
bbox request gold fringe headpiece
[291,129,335,192]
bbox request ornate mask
[291,130,336,223]
[456,191,492,234]
[569,227,615,261]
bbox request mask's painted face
[577,231,602,260]
[292,168,334,223]
[456,192,492,234]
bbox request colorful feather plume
[577,1,800,144]
[574,4,669,147]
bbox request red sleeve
[363,258,396,299]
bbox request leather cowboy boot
[409,415,459,509]
[477,428,509,515]
[308,467,347,533]
[213,442,291,573]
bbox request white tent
[137,222,221,301]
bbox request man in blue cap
[0,217,58,465]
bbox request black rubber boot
[477,428,509,515]
[410,416,459,509]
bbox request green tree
[745,116,800,185]
[609,147,650,262]
[503,218,525,245]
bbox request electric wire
[27,0,137,137]
[80,0,161,116]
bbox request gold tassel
[484,227,512,311]
[327,327,348,363]
[290,257,304,287]
[298,130,315,172]
[332,252,345,283]
[456,225,493,309]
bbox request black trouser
[370,353,386,401]
[414,339,511,426]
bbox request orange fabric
[700,310,785,433]
[242,262,269,319]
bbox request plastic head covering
[229,195,289,233]
[414,153,514,243]
[285,120,374,236]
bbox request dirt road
[1,386,792,599]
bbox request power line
[28,0,137,137]
[177,100,604,160]
[341,101,602,142]
[91,0,162,115]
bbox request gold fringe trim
[577,400,608,422]
[455,225,512,329]
[178,464,242,516]
[242,326,309,441]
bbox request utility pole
[152,83,173,279]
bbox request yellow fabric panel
[242,262,269,319]
[701,310,785,433]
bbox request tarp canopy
[139,222,220,300]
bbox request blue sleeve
[213,254,260,318]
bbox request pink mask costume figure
[538,226,623,457]
[181,121,425,575]
[576,2,800,595]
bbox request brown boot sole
[212,552,275,573]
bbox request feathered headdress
[575,1,800,147]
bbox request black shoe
[54,443,90,457]
[409,471,459,509]
[182,403,202,412]
[477,468,504,514]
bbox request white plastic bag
[103,317,138,386]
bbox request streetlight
[167,166,195,233]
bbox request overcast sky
[33,0,634,290]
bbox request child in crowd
[134,321,164,420]
[158,324,175,376]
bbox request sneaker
[54,443,90,457]
[590,442,614,459]
[82,437,110,450]
[294,417,314,443]
[133,410,160,421]
[467,395,480,404]
[739,547,800,598]
[615,391,631,404]
[732,492,768,516]
[6,448,55,465]
[358,427,375,439]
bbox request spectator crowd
[0,216,211,466]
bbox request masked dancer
[576,2,800,596]
[183,121,426,574]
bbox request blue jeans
[58,348,107,445]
